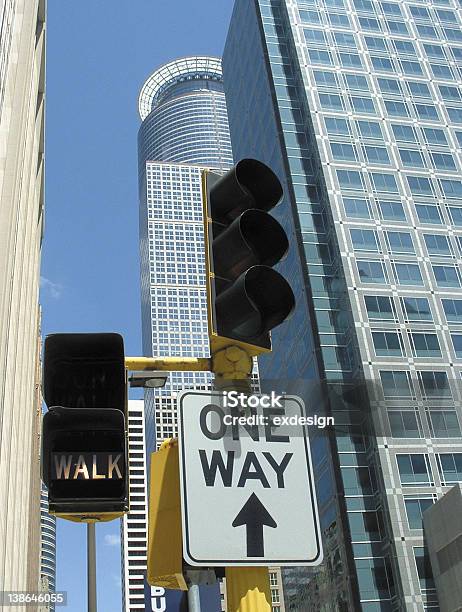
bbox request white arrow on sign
[177,391,323,567]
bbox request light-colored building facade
[224,0,462,609]
[0,0,46,600]
[424,484,462,612]
[121,400,148,612]
[39,484,56,612]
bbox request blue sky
[42,1,233,609]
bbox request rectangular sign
[51,452,124,480]
[178,391,323,567]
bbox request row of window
[364,294,462,325]
[356,258,462,288]
[371,329,462,358]
[380,369,453,397]
[388,408,461,438]
[351,228,462,258]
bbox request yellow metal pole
[211,346,271,612]
[125,356,211,372]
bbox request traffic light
[41,333,128,522]
[203,159,295,355]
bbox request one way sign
[177,391,323,567]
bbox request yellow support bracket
[125,356,211,372]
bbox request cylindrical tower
[138,56,233,172]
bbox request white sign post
[177,391,323,567]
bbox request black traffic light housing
[203,159,295,355]
[41,333,128,522]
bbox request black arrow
[232,493,277,557]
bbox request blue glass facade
[224,0,462,609]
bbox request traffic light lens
[212,209,289,281]
[210,158,283,222]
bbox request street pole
[212,346,272,612]
[187,584,201,612]
[87,522,97,612]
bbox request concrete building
[223,0,462,609]
[39,485,56,612]
[424,483,462,612]
[0,0,46,599]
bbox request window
[388,20,409,35]
[433,265,461,287]
[386,231,415,253]
[357,120,383,139]
[405,498,434,529]
[348,511,381,542]
[431,152,457,171]
[372,331,403,356]
[447,107,462,123]
[442,298,462,322]
[428,411,461,437]
[340,53,363,68]
[438,85,462,101]
[299,9,322,23]
[407,81,431,98]
[379,200,406,221]
[440,179,462,199]
[344,73,369,91]
[350,228,379,251]
[450,46,462,60]
[341,466,375,495]
[329,12,351,27]
[430,63,454,80]
[415,204,441,225]
[357,259,387,283]
[325,117,349,136]
[388,410,422,438]
[414,104,439,121]
[351,96,375,113]
[308,49,333,65]
[410,332,441,357]
[410,5,430,19]
[437,453,462,484]
[314,71,339,88]
[393,39,415,55]
[378,78,402,94]
[384,100,409,117]
[371,56,395,72]
[407,176,433,196]
[444,28,462,42]
[365,295,395,320]
[422,127,447,145]
[449,207,462,226]
[380,370,412,397]
[319,93,345,110]
[337,169,363,189]
[397,454,431,486]
[416,24,438,39]
[372,173,399,193]
[436,9,458,23]
[399,149,425,168]
[394,262,424,285]
[401,297,433,321]
[334,31,357,47]
[364,145,390,164]
[331,142,358,161]
[414,547,435,591]
[400,61,423,76]
[423,43,445,59]
[359,16,381,30]
[343,198,370,218]
[381,2,402,16]
[304,28,327,44]
[365,36,386,51]
[451,333,462,357]
[418,370,451,397]
[424,234,452,256]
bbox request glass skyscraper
[224,0,462,610]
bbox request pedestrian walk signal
[41,333,128,522]
[202,159,295,356]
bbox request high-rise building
[39,484,56,612]
[0,0,46,596]
[129,55,284,612]
[121,400,148,612]
[224,0,462,609]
